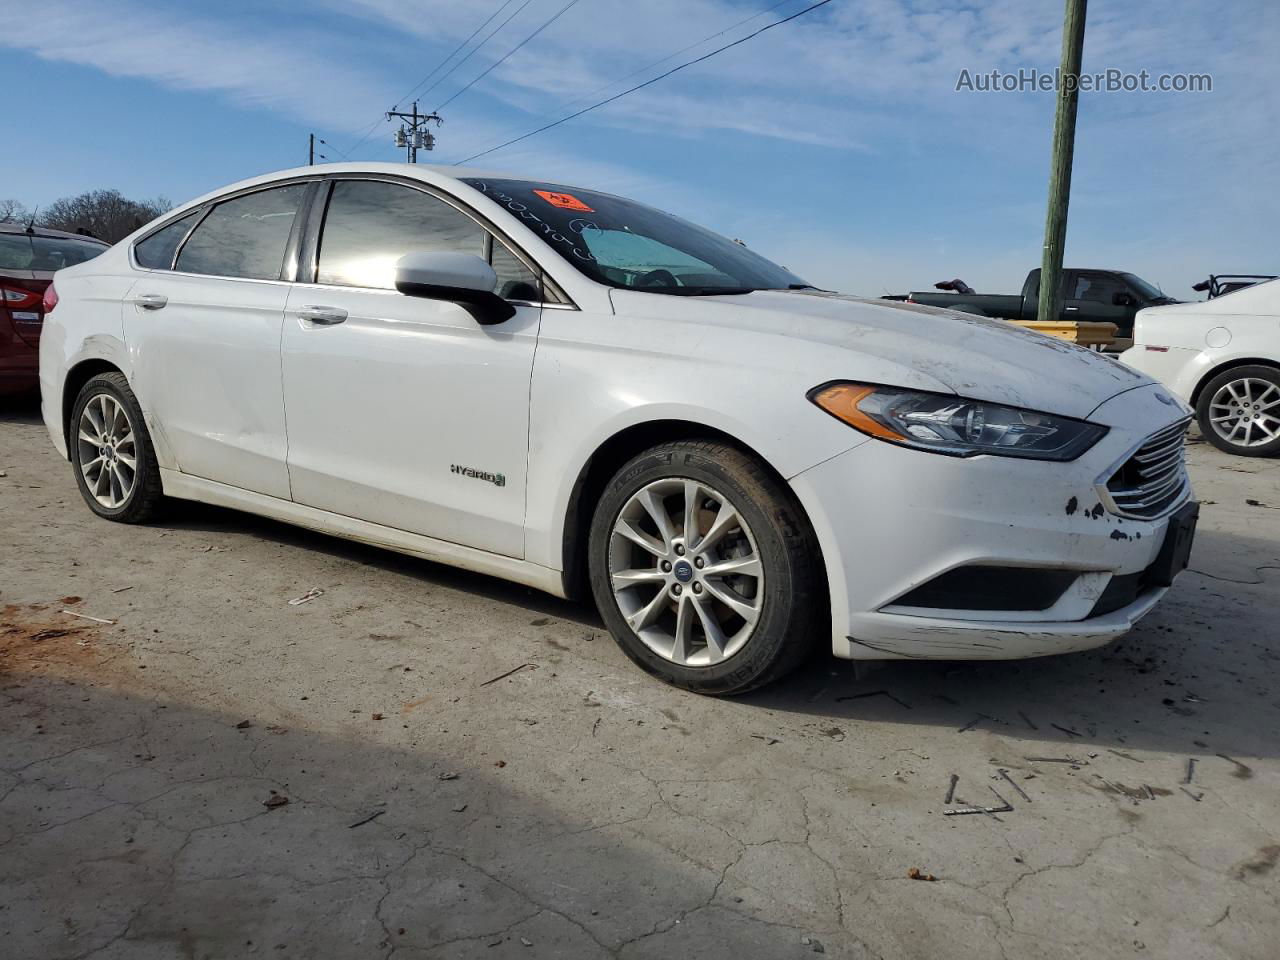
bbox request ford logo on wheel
[673,560,694,583]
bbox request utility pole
[387,101,442,163]
[308,133,315,165]
[1037,0,1088,324]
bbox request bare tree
[37,190,171,243]
[0,198,31,223]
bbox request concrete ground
[2,396,1278,960]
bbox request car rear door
[124,180,316,499]
[279,176,545,558]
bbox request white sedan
[40,163,1198,694]
[1121,279,1280,457]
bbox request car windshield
[461,178,807,295]
[1120,272,1164,300]
[0,232,106,271]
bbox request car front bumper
[788,383,1194,660]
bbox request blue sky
[1,0,1275,297]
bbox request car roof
[169,162,588,215]
[0,221,109,245]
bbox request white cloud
[0,0,396,130]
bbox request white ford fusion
[40,163,1198,694]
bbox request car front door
[124,181,314,499]
[1063,271,1134,334]
[279,177,545,558]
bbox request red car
[1,222,108,397]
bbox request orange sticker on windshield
[534,190,594,212]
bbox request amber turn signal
[810,384,906,442]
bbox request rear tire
[1195,365,1280,457]
[587,440,825,696]
[70,372,165,522]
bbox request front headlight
[809,382,1108,461]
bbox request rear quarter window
[134,211,200,270]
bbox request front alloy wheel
[588,440,824,695]
[609,477,765,667]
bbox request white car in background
[40,163,1197,694]
[1122,279,1280,457]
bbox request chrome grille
[1104,418,1192,520]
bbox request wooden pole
[1037,0,1088,324]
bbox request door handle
[296,305,347,325]
[1064,305,1079,312]
[133,293,168,310]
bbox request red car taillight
[42,282,58,314]
[2,284,42,311]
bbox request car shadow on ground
[0,394,42,426]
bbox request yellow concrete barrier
[1013,320,1118,347]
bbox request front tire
[1196,365,1280,457]
[70,372,165,522]
[587,440,824,695]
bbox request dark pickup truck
[886,268,1177,337]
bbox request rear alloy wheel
[1196,365,1280,457]
[70,372,165,522]
[588,440,824,695]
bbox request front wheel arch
[560,419,826,605]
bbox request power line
[395,0,520,110]
[561,0,798,116]
[452,0,836,165]
[338,0,519,159]
[459,0,798,160]
[341,116,388,159]
[416,0,537,105]
[435,0,586,112]
[318,138,348,161]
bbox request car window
[490,239,541,302]
[0,233,106,271]
[134,211,199,270]
[176,184,307,281]
[1072,273,1126,304]
[317,180,484,289]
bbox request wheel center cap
[673,561,694,583]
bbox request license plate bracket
[1147,501,1199,588]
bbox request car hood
[613,288,1152,420]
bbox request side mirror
[394,251,516,325]
[1112,291,1137,307]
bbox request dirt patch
[400,696,430,715]
[0,604,117,677]
[1234,845,1280,880]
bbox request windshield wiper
[637,286,757,297]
